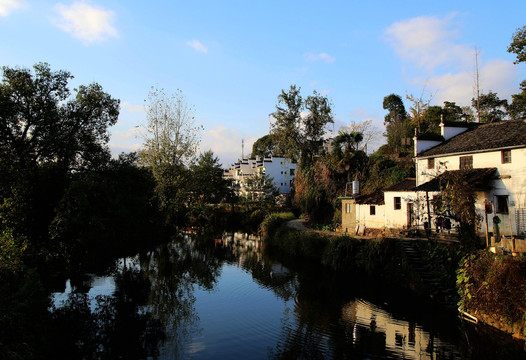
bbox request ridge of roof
[418,120,526,157]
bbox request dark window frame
[394,197,401,210]
[496,195,509,214]
[459,155,473,170]
[502,150,511,164]
[427,158,435,170]
[370,205,376,215]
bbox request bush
[259,212,295,239]
[458,250,526,336]
[321,236,361,272]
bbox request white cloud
[304,52,335,63]
[200,125,258,167]
[54,1,118,44]
[385,14,519,108]
[0,0,24,16]
[186,39,208,53]
[429,59,518,106]
[385,14,472,71]
[120,101,144,113]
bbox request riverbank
[263,214,526,343]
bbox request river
[51,231,526,359]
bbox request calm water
[51,232,526,359]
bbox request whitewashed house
[342,119,526,248]
[223,156,296,196]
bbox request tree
[508,80,526,120]
[139,87,201,171]
[472,91,508,123]
[243,170,278,202]
[332,130,363,154]
[251,134,278,158]
[382,93,411,153]
[189,150,230,204]
[508,25,526,64]
[138,87,202,221]
[0,63,120,253]
[432,171,481,244]
[406,92,432,133]
[339,119,382,153]
[270,85,333,168]
[0,63,119,172]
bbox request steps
[399,240,456,305]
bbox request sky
[1,0,525,167]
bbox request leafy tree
[243,170,278,202]
[0,63,119,172]
[0,63,119,255]
[270,85,333,168]
[251,134,278,158]
[508,25,526,64]
[189,150,230,204]
[508,80,526,120]
[339,119,382,153]
[382,93,412,153]
[432,171,481,245]
[139,87,201,171]
[138,87,202,222]
[422,105,443,134]
[332,130,363,154]
[472,91,508,123]
[443,101,465,121]
[406,92,432,133]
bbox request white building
[342,119,526,249]
[223,156,296,196]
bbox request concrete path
[286,218,311,231]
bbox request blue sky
[1,0,525,166]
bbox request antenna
[242,139,245,159]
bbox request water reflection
[49,231,525,359]
[341,299,458,359]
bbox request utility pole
[474,47,481,123]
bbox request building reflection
[341,299,457,359]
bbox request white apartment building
[223,156,296,196]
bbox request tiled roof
[418,120,526,157]
[355,190,385,205]
[414,168,497,192]
[383,178,416,192]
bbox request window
[427,158,435,170]
[496,195,509,214]
[394,197,401,210]
[502,150,511,164]
[345,203,352,213]
[290,169,295,176]
[370,205,376,215]
[459,156,473,170]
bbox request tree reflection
[50,267,164,359]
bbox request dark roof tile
[418,120,526,157]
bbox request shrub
[458,250,526,336]
[259,212,295,239]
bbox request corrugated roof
[418,120,526,157]
[414,168,497,192]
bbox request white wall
[262,157,296,194]
[416,148,526,237]
[355,203,385,230]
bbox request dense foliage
[458,250,526,337]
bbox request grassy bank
[261,214,422,294]
[457,250,526,340]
